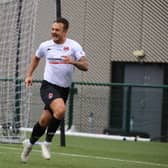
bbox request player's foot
[41,142,51,160]
[21,139,32,163]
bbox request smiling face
[51,22,67,44]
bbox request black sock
[30,122,46,144]
[45,117,61,142]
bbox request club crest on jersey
[48,92,53,99]
[63,46,69,51]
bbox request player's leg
[46,98,66,141]
[30,110,52,143]
[41,98,66,159]
[45,86,69,143]
[21,110,52,162]
[39,81,69,159]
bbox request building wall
[34,0,168,80]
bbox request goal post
[0,0,39,143]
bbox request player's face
[51,22,66,44]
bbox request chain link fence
[26,81,168,142]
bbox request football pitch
[0,135,168,168]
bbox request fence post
[125,86,132,133]
[68,82,78,129]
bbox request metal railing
[0,78,168,142]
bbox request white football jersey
[36,38,85,87]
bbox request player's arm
[25,55,40,87]
[63,56,89,71]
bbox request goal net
[0,0,39,143]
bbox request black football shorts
[40,80,69,113]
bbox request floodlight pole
[56,0,61,18]
[56,0,65,147]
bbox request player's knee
[53,104,66,119]
[50,99,66,119]
[39,117,49,127]
[54,105,66,119]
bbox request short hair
[53,17,69,32]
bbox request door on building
[110,62,163,139]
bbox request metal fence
[68,82,168,142]
[28,80,168,142]
[0,79,168,142]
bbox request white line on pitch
[0,145,167,167]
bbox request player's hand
[25,76,32,87]
[62,56,74,64]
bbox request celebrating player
[21,17,88,163]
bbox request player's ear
[63,31,67,36]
